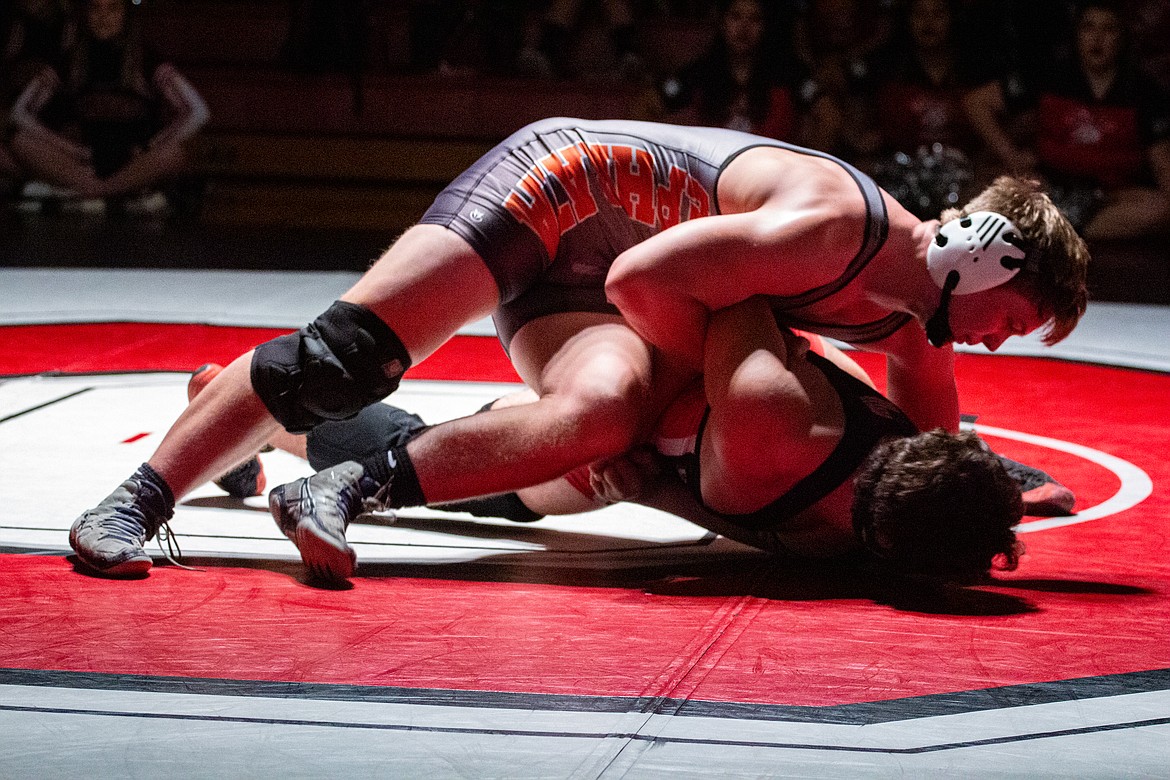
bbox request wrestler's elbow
[605,257,659,316]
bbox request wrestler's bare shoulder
[719,147,866,217]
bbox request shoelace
[155,521,202,572]
[97,510,157,544]
[93,499,202,573]
[362,479,392,515]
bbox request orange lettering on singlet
[609,144,658,227]
[543,142,599,231]
[652,164,713,229]
[685,173,712,220]
[504,171,560,256]
[656,166,691,230]
[504,141,712,248]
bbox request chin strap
[925,270,960,348]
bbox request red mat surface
[1,323,1167,707]
[0,323,523,382]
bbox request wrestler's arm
[699,297,824,512]
[630,473,786,554]
[605,159,867,369]
[858,319,959,432]
[588,448,785,555]
[803,334,875,388]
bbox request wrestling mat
[1,322,1167,778]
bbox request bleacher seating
[143,1,659,232]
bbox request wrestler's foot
[69,468,173,576]
[997,455,1076,516]
[268,461,384,581]
[188,363,267,498]
[1021,482,1076,517]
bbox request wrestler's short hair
[942,176,1090,345]
[852,429,1024,582]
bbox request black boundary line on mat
[3,667,1169,727]
[1,702,1167,755]
[0,388,92,425]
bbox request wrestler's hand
[588,447,661,504]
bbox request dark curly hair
[852,429,1024,581]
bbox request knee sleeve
[251,300,412,433]
[305,403,427,471]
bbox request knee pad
[251,300,412,433]
[305,403,428,471]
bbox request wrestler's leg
[69,225,499,575]
[267,313,661,578]
[186,363,267,498]
[402,312,658,504]
[154,225,497,499]
[301,398,599,518]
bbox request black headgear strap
[925,270,961,348]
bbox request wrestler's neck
[862,217,942,323]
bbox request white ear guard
[927,211,1029,295]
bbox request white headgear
[927,211,1029,296]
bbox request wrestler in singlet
[649,331,916,552]
[418,117,913,350]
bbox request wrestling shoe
[268,461,385,581]
[69,466,173,576]
[1020,482,1076,517]
[188,363,267,498]
[997,455,1076,517]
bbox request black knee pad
[305,403,428,471]
[251,300,412,433]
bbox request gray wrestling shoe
[69,471,173,577]
[268,461,385,581]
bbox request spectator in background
[791,0,893,157]
[281,0,369,75]
[516,0,644,81]
[408,0,534,77]
[407,0,462,74]
[7,0,209,213]
[657,0,838,149]
[1123,0,1170,90]
[2,0,78,190]
[949,0,1079,85]
[861,0,982,217]
[964,0,1170,240]
[868,0,979,157]
[281,0,369,115]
